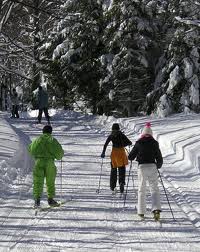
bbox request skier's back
[128,122,163,221]
[28,125,64,208]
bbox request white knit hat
[142,122,153,136]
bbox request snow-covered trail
[0,112,200,251]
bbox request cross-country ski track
[0,110,200,252]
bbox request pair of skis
[139,215,162,228]
[111,191,162,227]
[34,197,73,216]
[112,189,125,199]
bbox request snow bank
[0,116,33,196]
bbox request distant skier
[28,125,64,208]
[11,88,19,118]
[37,86,50,124]
[101,123,132,194]
[128,122,163,221]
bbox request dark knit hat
[112,123,120,131]
[43,125,52,134]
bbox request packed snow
[0,109,200,252]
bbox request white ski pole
[96,159,104,194]
[157,169,175,221]
[123,161,133,208]
[60,159,63,203]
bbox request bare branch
[8,0,62,20]
[1,31,33,57]
[0,63,31,80]
[175,16,200,27]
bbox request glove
[156,163,162,169]
[101,152,105,158]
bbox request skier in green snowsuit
[28,125,64,208]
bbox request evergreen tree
[100,0,159,116]
[145,0,200,117]
[42,0,105,112]
[28,0,63,107]
[1,0,199,117]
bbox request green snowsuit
[28,133,64,200]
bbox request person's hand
[101,152,105,158]
[156,163,161,169]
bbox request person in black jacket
[37,86,50,124]
[101,123,132,194]
[11,88,19,118]
[128,122,163,221]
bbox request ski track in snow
[0,111,200,251]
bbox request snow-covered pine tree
[29,0,63,100]
[42,0,105,112]
[145,0,200,117]
[100,0,162,117]
[1,0,199,116]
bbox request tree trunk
[32,0,40,92]
[0,0,3,14]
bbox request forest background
[0,0,199,118]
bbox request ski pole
[96,158,104,194]
[157,169,176,221]
[123,161,133,208]
[60,159,63,202]
[131,165,134,192]
[127,146,135,193]
[125,145,131,155]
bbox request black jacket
[128,136,163,168]
[102,131,132,154]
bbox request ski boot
[153,210,161,221]
[34,198,40,208]
[111,188,117,195]
[120,183,124,193]
[138,214,145,220]
[48,198,60,207]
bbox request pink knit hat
[142,122,153,136]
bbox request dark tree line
[0,0,199,117]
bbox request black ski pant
[38,107,50,123]
[11,105,19,118]
[110,164,126,191]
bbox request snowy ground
[0,110,200,252]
